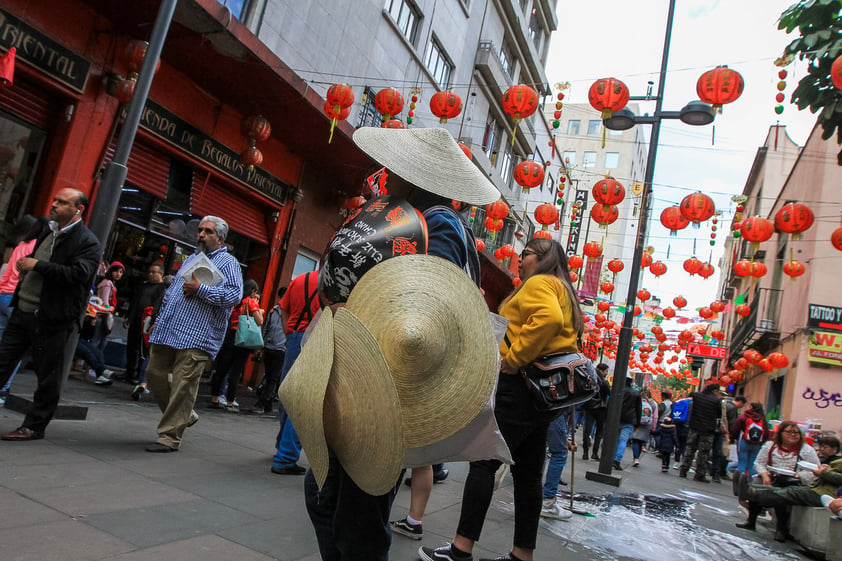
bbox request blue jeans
[0,292,19,393]
[737,440,763,476]
[273,332,303,467]
[711,432,725,477]
[305,455,401,561]
[543,412,569,499]
[615,424,634,463]
[76,338,105,375]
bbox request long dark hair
[749,402,765,419]
[504,238,584,337]
[774,420,804,449]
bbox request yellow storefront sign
[808,330,842,367]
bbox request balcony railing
[729,287,783,363]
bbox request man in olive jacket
[679,382,722,482]
[0,188,101,441]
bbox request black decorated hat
[319,195,428,305]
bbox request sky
[546,0,819,314]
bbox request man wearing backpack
[670,396,690,470]
[679,383,723,482]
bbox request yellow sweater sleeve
[500,275,577,368]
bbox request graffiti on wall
[802,387,842,409]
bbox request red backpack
[743,419,764,443]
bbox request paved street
[1,371,813,561]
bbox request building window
[605,152,619,169]
[482,115,501,159]
[587,120,601,135]
[499,40,515,79]
[583,151,596,168]
[386,0,421,44]
[567,120,580,135]
[357,87,382,128]
[499,145,514,185]
[217,0,249,19]
[562,150,576,166]
[425,38,454,88]
[528,12,544,51]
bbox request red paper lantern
[735,358,749,371]
[768,352,789,369]
[533,230,552,240]
[598,301,611,312]
[783,259,805,279]
[326,84,355,112]
[683,257,702,275]
[600,281,615,294]
[607,258,624,274]
[662,307,676,319]
[126,40,161,75]
[502,85,539,125]
[637,289,651,302]
[696,65,744,112]
[242,114,272,143]
[660,206,690,235]
[588,77,630,118]
[699,307,713,320]
[698,262,715,279]
[475,239,486,251]
[0,47,15,87]
[641,253,652,268]
[744,349,763,364]
[429,91,462,123]
[832,54,842,90]
[740,217,774,250]
[115,78,136,104]
[710,301,725,314]
[458,142,472,159]
[590,204,619,227]
[673,296,687,309]
[592,177,625,211]
[680,192,716,226]
[710,329,724,340]
[758,359,773,373]
[832,227,842,251]
[512,277,522,287]
[534,203,559,230]
[486,200,510,220]
[583,241,602,258]
[734,260,753,277]
[381,119,406,129]
[774,203,814,240]
[634,305,642,316]
[241,145,263,168]
[570,271,579,283]
[568,255,584,269]
[374,88,404,120]
[751,261,767,278]
[484,217,504,232]
[735,304,751,317]
[649,261,667,277]
[324,100,353,142]
[514,161,545,191]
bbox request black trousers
[255,348,285,408]
[124,318,144,377]
[583,407,606,455]
[456,373,552,550]
[0,310,72,432]
[210,329,251,402]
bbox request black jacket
[688,388,722,434]
[620,384,642,426]
[12,220,101,327]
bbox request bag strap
[292,273,318,333]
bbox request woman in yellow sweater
[420,238,584,561]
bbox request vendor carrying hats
[297,127,500,561]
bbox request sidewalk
[1,372,812,561]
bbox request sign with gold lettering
[140,101,290,205]
[0,9,90,93]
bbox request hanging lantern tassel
[0,47,15,87]
[329,115,338,144]
[510,116,521,147]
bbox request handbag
[234,314,264,349]
[520,352,599,413]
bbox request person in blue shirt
[144,216,242,453]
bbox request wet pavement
[1,371,815,561]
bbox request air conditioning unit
[759,319,775,332]
[724,286,736,300]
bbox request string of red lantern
[324,84,355,143]
[241,114,271,170]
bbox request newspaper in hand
[178,252,224,286]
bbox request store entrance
[0,110,47,247]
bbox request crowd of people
[0,133,839,561]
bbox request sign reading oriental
[140,101,290,205]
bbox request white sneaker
[93,375,112,386]
[541,499,572,520]
[102,369,114,379]
[820,495,842,519]
[218,395,228,406]
[672,462,680,470]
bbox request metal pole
[596,0,676,476]
[87,0,177,246]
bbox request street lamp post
[585,0,714,485]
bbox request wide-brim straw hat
[324,307,404,495]
[278,308,334,488]
[278,307,404,496]
[352,127,500,206]
[346,254,499,449]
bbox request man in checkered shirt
[144,216,242,453]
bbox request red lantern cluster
[429,91,462,123]
[241,114,272,170]
[696,65,745,113]
[494,244,514,264]
[325,84,355,143]
[115,40,161,104]
[661,206,690,235]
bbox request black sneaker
[679,467,688,478]
[391,517,422,540]
[433,468,449,483]
[612,461,623,471]
[419,544,472,561]
[693,475,711,483]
